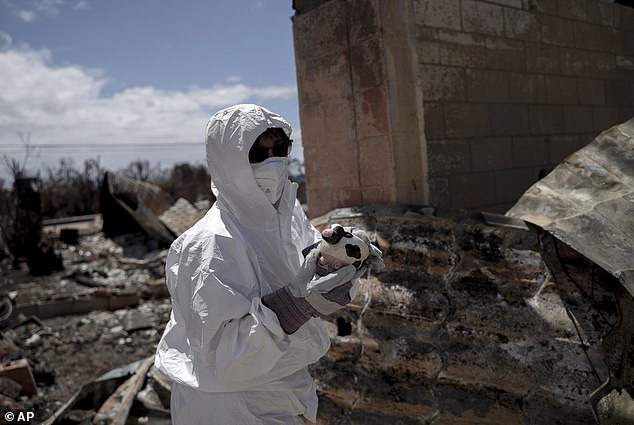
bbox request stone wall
[418,0,634,212]
[292,0,634,216]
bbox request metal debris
[507,117,634,425]
[120,309,154,333]
[507,117,634,296]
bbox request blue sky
[0,0,302,182]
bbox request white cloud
[0,45,298,175]
[3,0,89,22]
[226,75,241,83]
[73,0,89,11]
[33,0,65,16]
[16,9,36,22]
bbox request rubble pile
[0,205,625,425]
[0,232,172,423]
[0,116,631,425]
[5,233,169,320]
[309,205,617,425]
[0,171,209,423]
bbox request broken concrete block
[121,309,153,333]
[24,333,41,347]
[101,171,174,244]
[159,197,204,237]
[0,359,37,396]
[595,388,634,424]
[136,382,169,413]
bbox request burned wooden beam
[41,357,153,425]
[13,289,140,319]
[92,356,154,425]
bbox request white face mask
[251,157,288,204]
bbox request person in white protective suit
[154,104,381,424]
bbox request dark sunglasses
[248,138,293,163]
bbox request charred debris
[0,119,631,424]
[0,171,208,423]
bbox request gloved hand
[288,248,357,316]
[318,265,367,306]
[262,248,357,334]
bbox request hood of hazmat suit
[155,104,328,424]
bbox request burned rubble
[3,204,613,425]
[307,205,617,425]
[508,117,634,424]
[0,229,173,424]
[0,173,209,424]
[0,119,631,424]
[305,119,633,424]
[5,201,606,425]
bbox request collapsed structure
[101,172,207,245]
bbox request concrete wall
[418,0,634,212]
[293,0,634,216]
[293,0,428,217]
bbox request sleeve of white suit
[292,199,321,248]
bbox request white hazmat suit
[155,104,331,424]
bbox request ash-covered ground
[0,205,623,425]
[0,232,172,423]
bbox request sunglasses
[249,138,293,163]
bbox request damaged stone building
[290,0,634,423]
[292,0,634,217]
